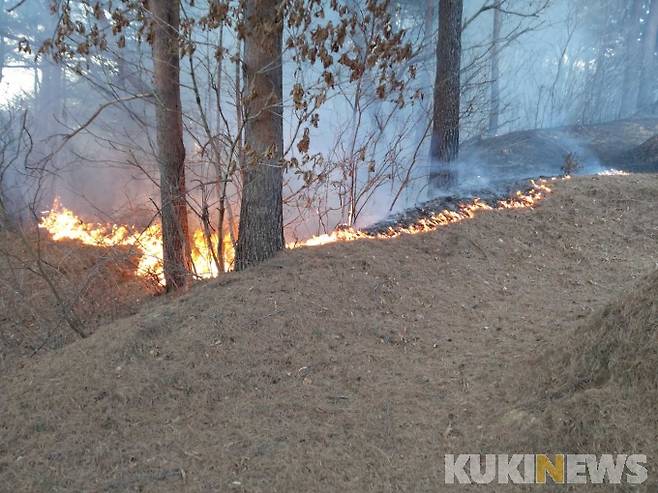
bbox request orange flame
[290,179,555,246]
[39,179,556,283]
[38,200,235,283]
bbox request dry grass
[0,175,657,492]
[0,231,155,372]
[504,269,658,492]
[569,270,658,394]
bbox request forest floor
[0,233,152,373]
[1,174,657,491]
[461,117,658,182]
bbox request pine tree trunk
[637,0,658,112]
[488,4,502,136]
[235,0,284,271]
[150,0,192,291]
[429,0,463,188]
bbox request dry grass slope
[0,175,657,492]
[0,234,150,372]
[516,269,658,492]
[571,269,658,393]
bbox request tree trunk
[39,59,64,126]
[488,4,502,136]
[0,0,5,85]
[149,0,192,291]
[637,0,658,112]
[429,0,463,188]
[214,25,226,273]
[0,193,7,230]
[235,0,284,271]
[619,0,644,117]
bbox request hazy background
[0,0,654,238]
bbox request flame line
[289,178,557,247]
[39,179,560,282]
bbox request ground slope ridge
[504,268,658,492]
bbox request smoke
[0,0,656,236]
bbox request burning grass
[39,200,235,282]
[39,179,557,281]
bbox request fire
[39,179,556,284]
[38,200,235,283]
[287,225,371,247]
[291,179,555,246]
[190,229,235,279]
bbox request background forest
[2,0,655,247]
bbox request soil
[1,174,657,492]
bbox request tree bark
[235,0,284,271]
[214,25,226,273]
[429,0,463,188]
[149,0,192,291]
[637,0,658,112]
[488,4,502,136]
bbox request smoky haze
[0,0,656,237]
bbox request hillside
[461,118,658,182]
[620,133,658,169]
[1,175,657,491]
[508,267,658,490]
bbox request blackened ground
[364,177,551,234]
[457,118,658,182]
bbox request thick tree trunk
[235,0,284,271]
[150,0,192,291]
[488,4,502,136]
[429,0,463,188]
[637,0,658,112]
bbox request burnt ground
[456,118,658,184]
[364,177,550,234]
[1,174,657,492]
